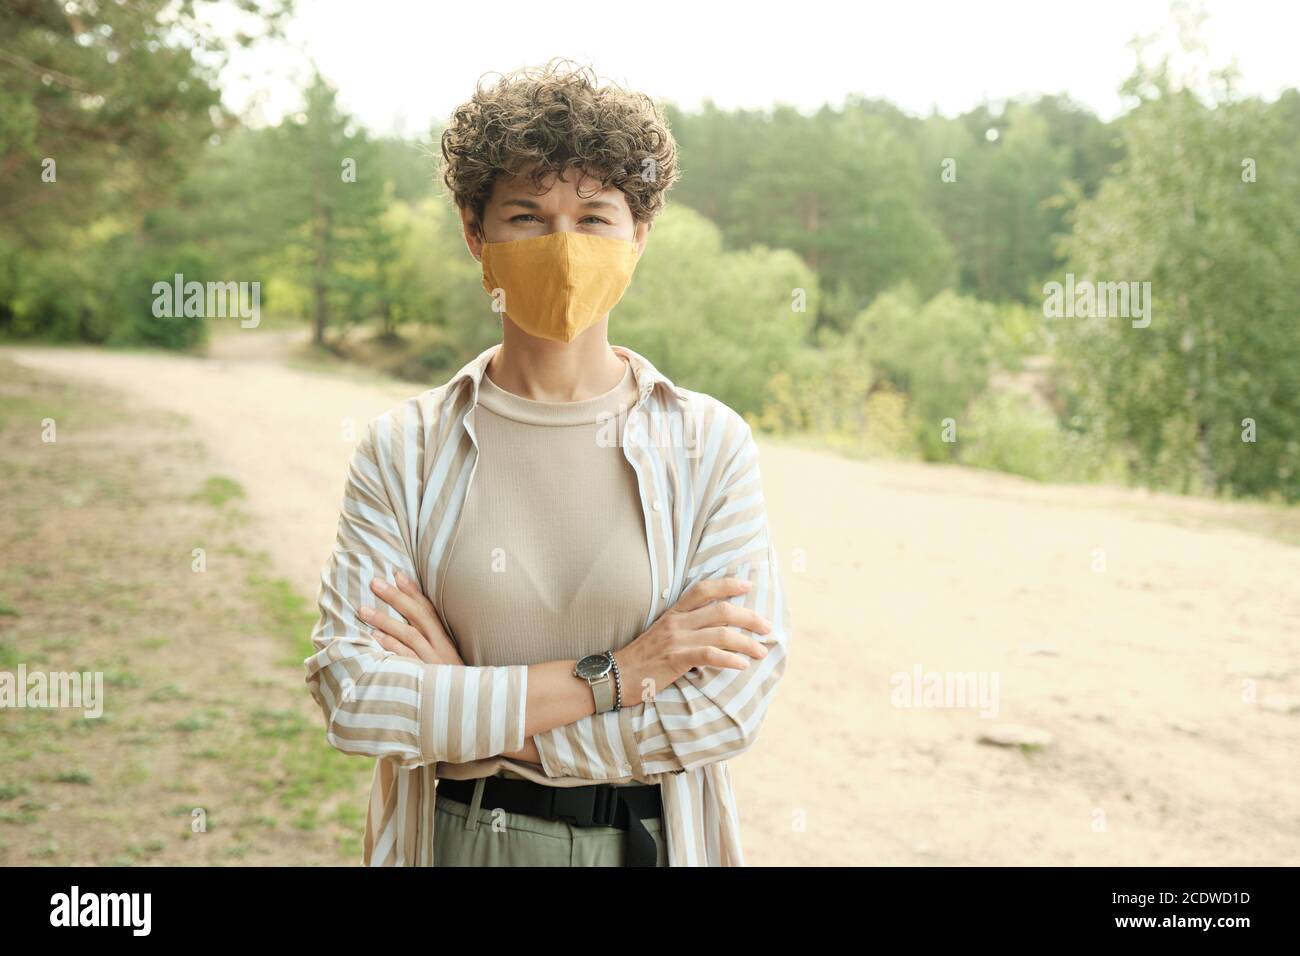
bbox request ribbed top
[477,360,636,426]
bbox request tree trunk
[311,165,330,346]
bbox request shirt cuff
[534,705,642,781]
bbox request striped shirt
[303,342,792,865]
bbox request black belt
[436,775,663,867]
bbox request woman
[303,58,791,866]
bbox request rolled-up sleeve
[533,417,791,783]
[304,416,530,768]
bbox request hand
[358,571,465,665]
[614,577,771,705]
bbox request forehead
[488,164,624,206]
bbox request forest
[2,0,1297,500]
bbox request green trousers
[433,776,669,867]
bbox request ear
[633,219,651,257]
[461,205,485,260]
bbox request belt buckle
[551,785,598,826]
[593,786,617,827]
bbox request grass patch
[191,475,245,508]
[51,770,94,786]
[247,572,319,664]
[0,783,31,802]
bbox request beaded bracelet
[607,649,624,711]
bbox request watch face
[576,654,611,679]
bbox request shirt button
[661,587,671,600]
[560,766,572,775]
[620,764,632,774]
[652,499,663,512]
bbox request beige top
[437,355,652,787]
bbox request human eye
[509,213,541,223]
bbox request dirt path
[6,343,1299,866]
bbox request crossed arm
[355,570,607,768]
[303,413,791,783]
[360,569,767,773]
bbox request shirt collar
[446,342,674,407]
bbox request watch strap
[590,672,615,714]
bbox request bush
[105,247,213,351]
[757,346,918,459]
[852,285,1042,461]
[959,390,1124,483]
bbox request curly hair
[437,57,680,226]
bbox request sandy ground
[5,340,1299,866]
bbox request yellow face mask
[479,230,641,344]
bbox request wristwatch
[574,651,622,715]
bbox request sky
[217,0,1300,136]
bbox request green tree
[258,72,393,346]
[0,0,289,344]
[1057,52,1300,499]
[922,102,1073,303]
[0,0,290,246]
[671,99,955,314]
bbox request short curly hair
[438,57,680,226]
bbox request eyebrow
[499,198,620,212]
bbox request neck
[486,318,627,401]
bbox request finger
[681,599,772,639]
[373,632,419,660]
[358,603,403,637]
[370,576,421,621]
[393,570,433,609]
[673,576,752,613]
[358,605,434,661]
[374,575,442,638]
[687,643,752,672]
[374,601,456,664]
[696,624,767,661]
